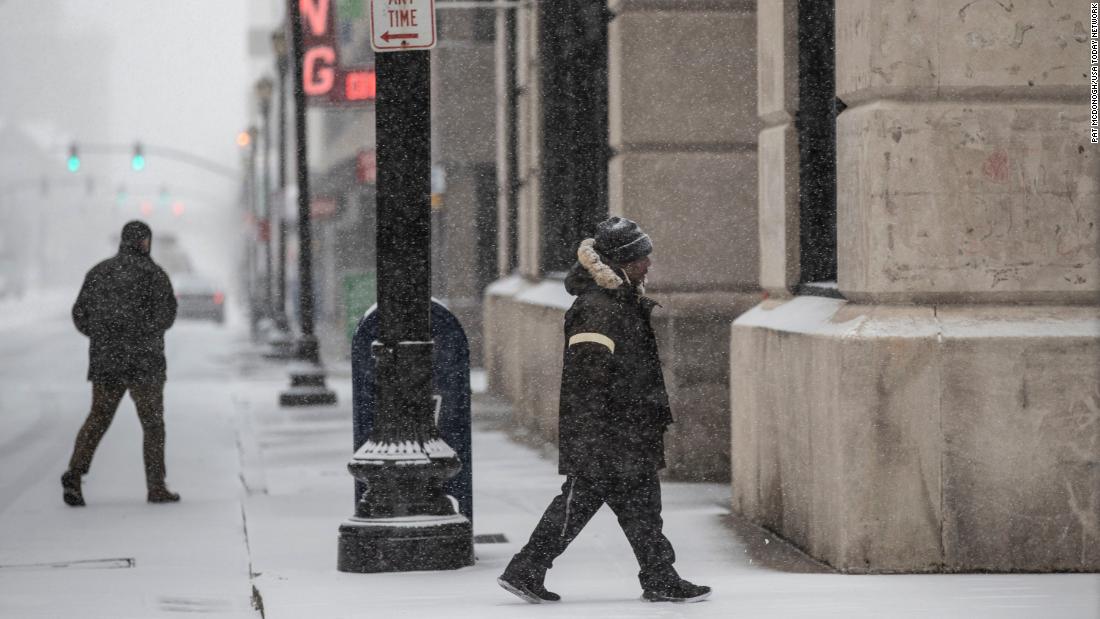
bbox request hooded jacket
[72,234,177,383]
[557,239,673,478]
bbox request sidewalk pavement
[1,323,1096,619]
[234,345,1100,619]
[0,321,257,618]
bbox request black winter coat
[72,244,177,383]
[557,247,673,478]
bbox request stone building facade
[485,0,1098,572]
[733,0,1099,572]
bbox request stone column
[515,4,542,280]
[733,0,1099,571]
[756,0,800,297]
[609,0,761,480]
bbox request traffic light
[131,142,145,171]
[67,143,80,173]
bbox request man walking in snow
[498,217,710,604]
[62,220,180,506]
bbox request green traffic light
[131,154,146,171]
[67,143,80,172]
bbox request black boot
[642,578,711,603]
[497,556,561,604]
[147,486,180,503]
[61,471,84,507]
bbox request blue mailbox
[351,300,473,525]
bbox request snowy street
[0,292,1097,618]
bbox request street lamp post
[265,27,296,358]
[256,76,275,326]
[244,125,262,341]
[336,50,472,573]
[279,7,336,407]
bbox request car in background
[0,253,25,299]
[173,272,226,324]
[150,234,194,276]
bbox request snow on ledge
[734,296,863,336]
[484,274,528,298]
[938,310,1100,339]
[514,279,573,311]
[735,296,1100,340]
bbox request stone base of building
[484,275,759,482]
[730,296,1100,572]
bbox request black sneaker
[147,487,181,503]
[497,575,561,604]
[61,471,84,507]
[497,558,561,604]
[642,579,711,603]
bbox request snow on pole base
[337,514,473,573]
[279,363,337,406]
[279,385,337,406]
[262,329,296,359]
[339,439,473,573]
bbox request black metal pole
[337,49,472,574]
[279,3,335,406]
[247,135,261,341]
[263,38,295,358]
[293,40,316,354]
[275,50,289,329]
[260,96,274,318]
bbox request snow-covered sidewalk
[1,319,1096,619]
[236,361,1100,619]
[0,321,258,618]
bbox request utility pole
[279,3,336,407]
[338,0,472,572]
[245,126,261,342]
[256,77,275,324]
[270,27,295,352]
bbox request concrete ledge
[483,276,565,443]
[731,296,1100,572]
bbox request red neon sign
[295,0,375,106]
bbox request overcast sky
[0,0,256,288]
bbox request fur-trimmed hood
[565,238,646,297]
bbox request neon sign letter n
[300,0,330,35]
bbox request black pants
[513,472,677,589]
[67,382,167,491]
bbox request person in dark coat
[498,217,710,604]
[61,220,180,506]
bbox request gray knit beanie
[593,216,652,264]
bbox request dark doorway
[796,0,840,296]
